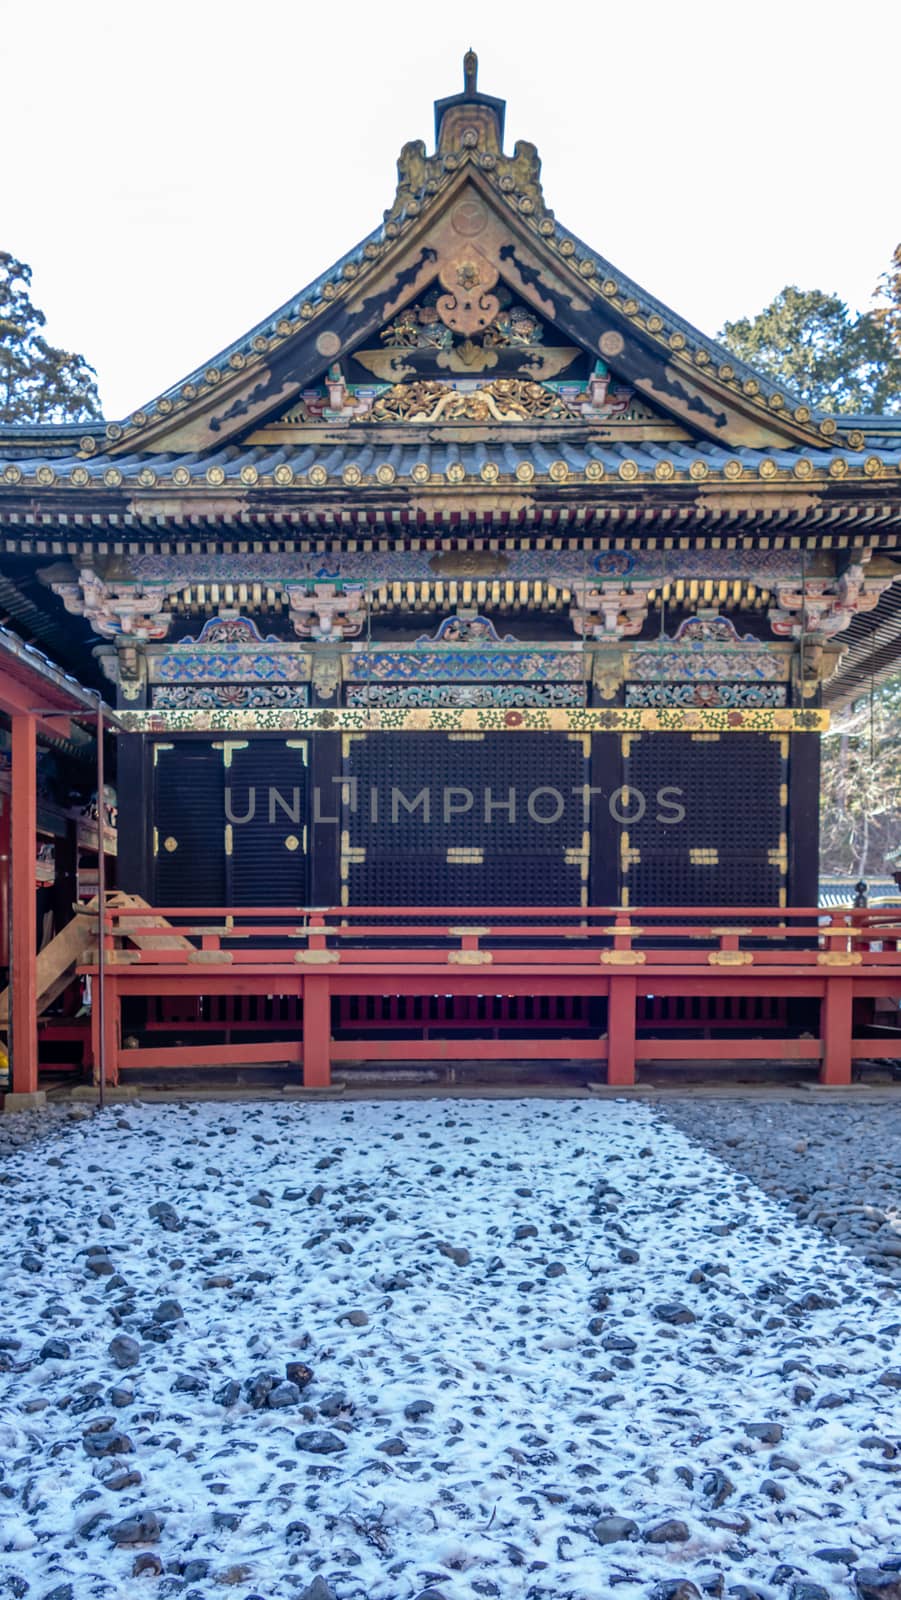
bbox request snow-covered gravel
[660,1097,901,1287]
[1,1098,900,1600]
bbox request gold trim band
[117,708,830,734]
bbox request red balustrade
[79,904,901,1090]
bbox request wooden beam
[0,673,71,741]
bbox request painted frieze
[116,706,830,734]
[345,682,584,708]
[624,615,791,683]
[625,683,787,708]
[150,613,311,685]
[152,684,311,710]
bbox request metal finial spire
[463,48,478,95]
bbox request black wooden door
[153,739,311,906]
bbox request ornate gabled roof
[9,56,871,464]
[0,54,899,509]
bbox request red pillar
[607,975,636,1087]
[0,793,10,969]
[302,976,331,1088]
[10,715,38,1094]
[821,977,853,1086]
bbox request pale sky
[5,0,899,421]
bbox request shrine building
[1,55,900,1097]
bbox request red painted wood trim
[10,716,37,1094]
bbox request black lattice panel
[623,733,785,907]
[344,732,588,906]
[346,852,584,908]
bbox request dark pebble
[38,1338,71,1361]
[745,1422,783,1444]
[591,1514,639,1544]
[645,1519,690,1544]
[106,1510,163,1544]
[152,1298,184,1324]
[108,1334,141,1369]
[294,1429,347,1454]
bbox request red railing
[81,904,901,1090]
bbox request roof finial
[463,48,478,95]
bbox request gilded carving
[428,551,510,578]
[311,655,342,701]
[493,140,545,216]
[436,256,501,336]
[368,378,582,423]
[592,651,625,701]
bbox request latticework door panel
[623,733,785,906]
[343,732,588,906]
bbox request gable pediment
[98,76,844,462]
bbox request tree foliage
[873,242,901,358]
[819,675,901,879]
[0,252,102,424]
[719,283,901,416]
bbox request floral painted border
[117,707,829,734]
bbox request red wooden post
[607,974,636,1087]
[92,973,120,1087]
[0,793,10,970]
[10,715,38,1095]
[302,975,331,1088]
[821,976,853,1086]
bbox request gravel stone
[294,1429,347,1454]
[108,1334,141,1369]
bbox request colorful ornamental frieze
[116,706,829,734]
[623,615,792,682]
[624,683,787,708]
[344,682,585,708]
[346,647,585,683]
[152,684,311,710]
[116,549,842,585]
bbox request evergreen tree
[719,284,901,416]
[819,675,901,878]
[873,242,901,358]
[0,252,102,424]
